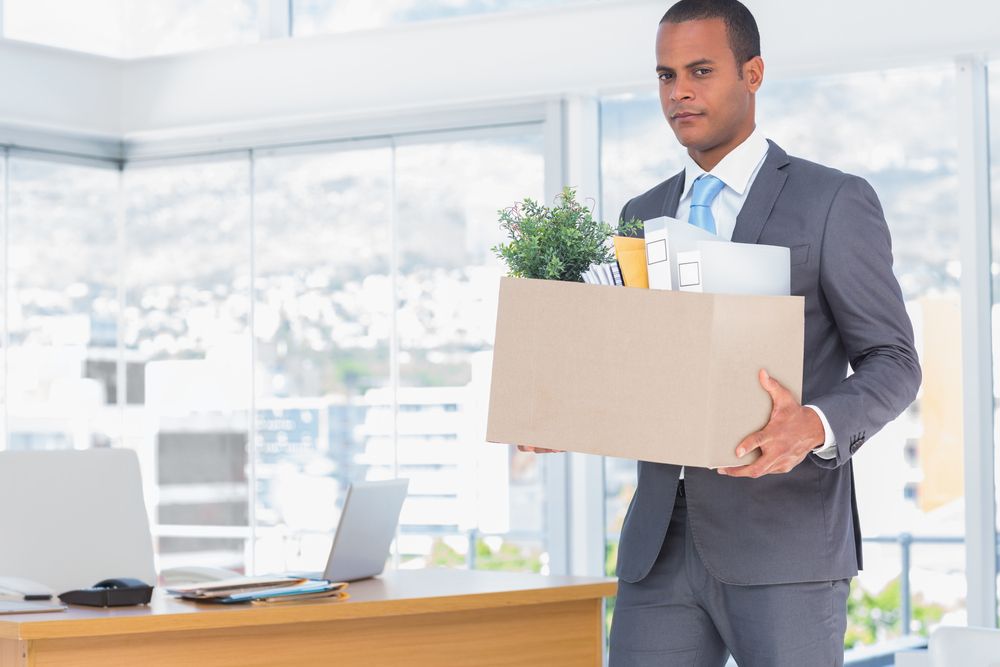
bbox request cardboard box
[485,277,804,468]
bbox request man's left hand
[716,369,825,478]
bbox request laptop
[297,479,409,583]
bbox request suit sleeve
[808,175,922,469]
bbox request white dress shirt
[674,128,837,477]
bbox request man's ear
[744,56,764,92]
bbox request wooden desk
[0,569,616,666]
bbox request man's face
[655,18,759,155]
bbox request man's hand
[516,445,564,454]
[716,369,824,478]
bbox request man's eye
[694,68,712,76]
[658,72,673,82]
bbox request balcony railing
[861,533,965,636]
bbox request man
[519,1,921,664]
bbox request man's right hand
[516,445,564,454]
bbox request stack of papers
[581,262,624,286]
[168,575,349,605]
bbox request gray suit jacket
[615,140,921,586]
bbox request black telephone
[58,578,154,607]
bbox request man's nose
[669,76,694,103]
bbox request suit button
[850,442,860,454]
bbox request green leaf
[493,186,628,282]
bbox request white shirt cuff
[804,404,837,460]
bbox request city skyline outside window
[601,63,964,649]
[4,155,120,455]
[251,145,394,573]
[0,127,550,579]
[124,156,254,572]
[394,134,547,572]
[0,57,989,654]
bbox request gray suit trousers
[609,485,850,667]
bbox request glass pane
[120,0,258,58]
[601,93,685,224]
[601,63,962,648]
[601,95,681,584]
[762,66,964,644]
[0,153,5,446]
[252,145,393,574]
[3,0,122,57]
[157,534,248,573]
[393,131,547,572]
[124,157,252,573]
[5,156,121,452]
[989,60,1000,624]
[292,0,624,36]
[3,0,258,58]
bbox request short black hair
[660,0,761,72]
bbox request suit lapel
[660,170,685,218]
[731,140,790,244]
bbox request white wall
[117,0,1000,138]
[0,39,120,139]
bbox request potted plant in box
[492,187,640,282]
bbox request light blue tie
[688,174,725,235]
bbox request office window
[761,66,963,645]
[601,63,962,648]
[393,131,548,572]
[600,93,685,224]
[251,144,393,573]
[4,155,121,452]
[0,153,5,443]
[124,156,252,572]
[292,0,624,36]
[2,0,121,56]
[600,92,684,633]
[119,0,258,58]
[989,60,1000,620]
[3,0,258,58]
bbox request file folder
[612,236,649,288]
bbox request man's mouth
[672,111,701,119]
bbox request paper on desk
[213,580,347,604]
[250,588,350,605]
[166,575,307,597]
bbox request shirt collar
[680,127,769,201]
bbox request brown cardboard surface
[486,277,804,468]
